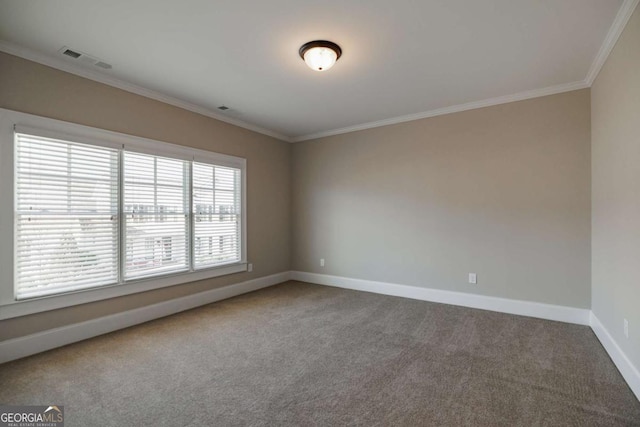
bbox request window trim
[0,108,247,320]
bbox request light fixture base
[299,40,342,72]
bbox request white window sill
[0,262,247,320]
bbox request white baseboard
[291,271,640,399]
[0,271,291,364]
[2,270,638,402]
[590,312,640,401]
[291,271,590,325]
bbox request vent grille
[62,49,81,59]
[58,46,112,70]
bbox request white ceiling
[0,0,633,142]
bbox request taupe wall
[0,52,291,340]
[591,7,640,370]
[0,47,597,343]
[293,90,591,308]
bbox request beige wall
[591,6,640,370]
[293,90,591,308]
[0,52,291,340]
[0,46,598,343]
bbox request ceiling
[0,0,632,142]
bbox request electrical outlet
[624,319,629,339]
[248,263,253,272]
[320,258,325,267]
[468,273,477,284]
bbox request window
[124,152,189,279]
[6,117,246,307]
[15,133,119,299]
[192,162,241,269]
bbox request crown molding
[291,80,589,142]
[585,0,639,86]
[0,40,293,143]
[2,0,636,145]
[290,0,637,142]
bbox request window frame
[121,151,191,281]
[0,108,247,320]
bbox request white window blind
[193,163,242,268]
[10,120,246,305]
[15,133,119,299]
[123,152,189,279]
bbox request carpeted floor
[1,281,639,426]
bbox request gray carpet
[1,281,639,426]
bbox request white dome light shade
[299,40,342,72]
[303,47,337,71]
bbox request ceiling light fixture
[299,40,342,72]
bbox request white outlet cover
[320,259,325,267]
[624,319,629,338]
[468,273,477,284]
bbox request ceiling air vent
[58,46,112,70]
[62,48,81,59]
[94,61,112,69]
